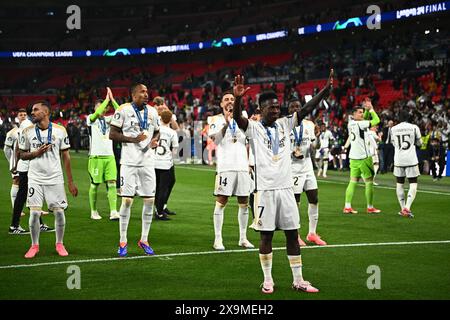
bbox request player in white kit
[367,126,381,185]
[288,99,327,246]
[4,109,27,212]
[19,101,78,258]
[390,110,422,218]
[110,84,160,257]
[233,70,333,294]
[315,123,334,178]
[208,91,254,251]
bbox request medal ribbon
[35,122,52,144]
[132,103,148,130]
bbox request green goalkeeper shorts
[88,156,117,184]
[349,157,374,179]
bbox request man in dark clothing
[429,138,446,180]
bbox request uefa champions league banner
[0,1,448,59]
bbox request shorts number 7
[258,206,265,219]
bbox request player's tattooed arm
[62,149,78,197]
[19,144,52,160]
[109,125,146,143]
[232,75,251,131]
[298,69,334,122]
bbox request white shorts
[251,188,300,231]
[292,171,318,194]
[315,148,330,159]
[394,165,420,178]
[119,165,156,197]
[27,184,68,210]
[214,171,252,197]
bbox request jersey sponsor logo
[114,113,121,120]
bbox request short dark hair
[399,110,410,122]
[33,100,50,110]
[258,91,278,107]
[352,106,364,113]
[221,91,234,101]
[130,83,145,95]
[17,108,27,113]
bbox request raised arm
[107,87,120,110]
[363,98,380,127]
[89,89,110,122]
[232,75,251,131]
[297,69,334,121]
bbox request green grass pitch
[0,151,449,300]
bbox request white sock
[308,203,319,235]
[323,162,328,176]
[238,204,249,241]
[119,198,132,243]
[373,164,379,180]
[288,255,303,283]
[29,210,41,245]
[141,199,154,242]
[396,183,405,209]
[54,209,65,244]
[345,202,351,208]
[11,185,19,208]
[214,201,225,241]
[406,183,418,211]
[259,253,273,282]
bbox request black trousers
[155,166,176,213]
[11,172,43,227]
[430,158,446,178]
[382,144,394,173]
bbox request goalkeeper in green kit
[87,87,120,220]
[343,97,381,214]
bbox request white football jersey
[319,130,334,149]
[4,127,18,169]
[110,103,159,167]
[390,122,422,167]
[87,115,114,156]
[17,119,33,172]
[245,114,297,191]
[208,114,249,173]
[347,119,371,160]
[290,120,315,174]
[19,123,70,185]
[154,125,179,170]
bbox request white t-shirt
[390,122,422,167]
[154,125,179,170]
[367,131,379,157]
[347,119,371,160]
[110,103,160,167]
[17,119,33,172]
[245,114,297,191]
[86,115,114,156]
[290,120,315,175]
[318,130,334,149]
[4,127,18,169]
[208,113,249,173]
[19,123,70,185]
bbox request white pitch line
[1,240,449,270]
[176,166,450,196]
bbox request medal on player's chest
[292,122,304,159]
[229,119,237,143]
[262,121,280,162]
[99,118,108,139]
[132,103,148,133]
